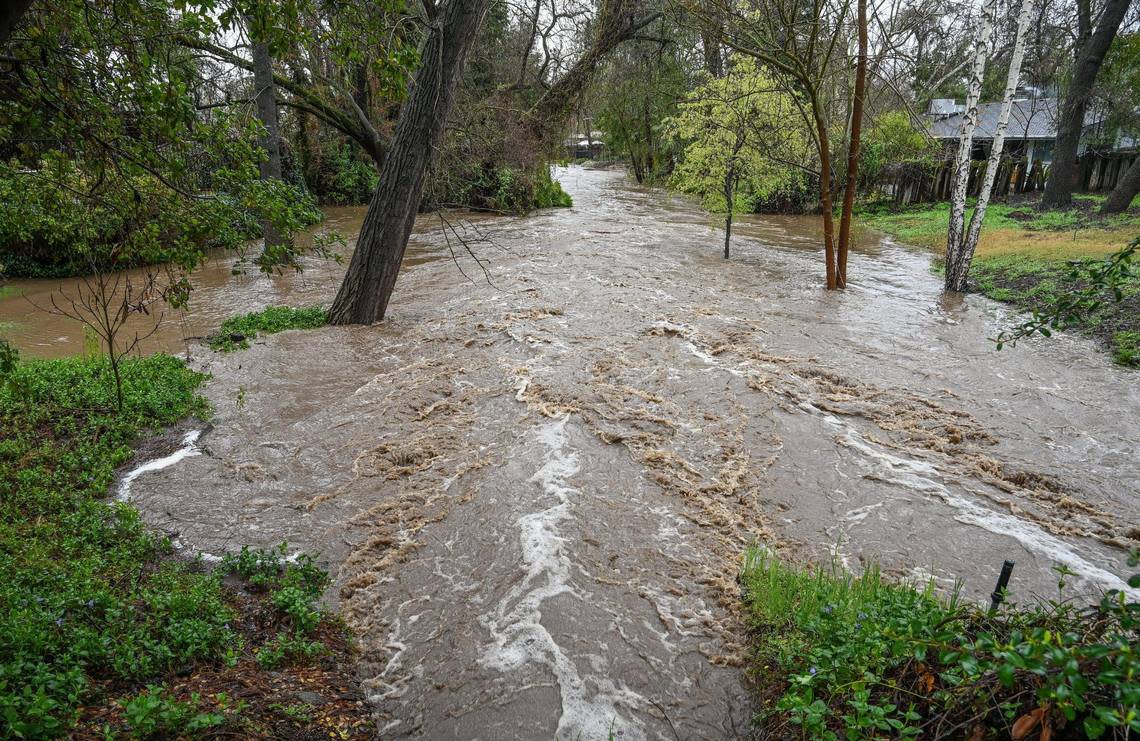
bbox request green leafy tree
[666,59,809,213]
[665,58,810,257]
[596,39,688,184]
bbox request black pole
[990,560,1015,612]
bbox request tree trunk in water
[0,0,31,46]
[1039,0,1130,209]
[948,0,1036,292]
[328,0,491,325]
[252,40,287,255]
[1101,156,1140,214]
[812,102,837,290]
[723,159,736,259]
[835,0,867,289]
[946,0,996,279]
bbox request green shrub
[254,632,327,670]
[437,165,572,214]
[1113,330,1140,366]
[534,168,573,209]
[310,145,379,206]
[208,305,328,352]
[0,153,322,280]
[220,544,330,670]
[743,551,1140,739]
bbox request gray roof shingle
[923,98,1102,140]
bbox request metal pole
[990,560,1015,612]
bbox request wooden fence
[877,151,1135,206]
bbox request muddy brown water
[8,166,1140,739]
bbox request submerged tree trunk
[1101,155,1140,214]
[723,140,743,259]
[835,0,867,289]
[947,0,1036,292]
[252,39,287,256]
[946,0,997,277]
[723,169,734,259]
[1040,0,1130,209]
[814,105,837,290]
[328,0,491,325]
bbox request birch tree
[945,0,1036,291]
[945,0,997,283]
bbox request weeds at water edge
[742,549,1140,739]
[0,353,369,738]
[208,305,328,352]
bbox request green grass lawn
[859,196,1140,367]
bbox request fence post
[989,560,1015,613]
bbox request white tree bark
[948,0,1038,290]
[945,0,998,283]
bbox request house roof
[923,98,1102,140]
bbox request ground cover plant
[0,351,368,738]
[742,550,1140,739]
[207,306,329,352]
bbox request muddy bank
[118,167,1138,738]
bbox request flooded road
[41,166,1140,738]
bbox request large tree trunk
[947,0,1036,291]
[252,39,287,255]
[328,0,491,325]
[835,0,867,289]
[947,0,997,268]
[1040,0,1130,209]
[699,2,724,78]
[0,0,31,46]
[1101,156,1140,213]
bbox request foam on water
[809,409,1139,598]
[478,416,649,740]
[117,429,202,501]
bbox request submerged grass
[859,197,1140,367]
[742,550,1140,739]
[0,354,362,738]
[208,305,328,352]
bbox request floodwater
[12,166,1140,739]
[0,207,458,358]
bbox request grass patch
[1113,330,1140,366]
[859,197,1140,260]
[969,254,1139,368]
[860,197,1140,367]
[0,354,366,738]
[743,550,1140,739]
[208,305,328,352]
